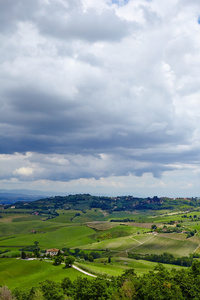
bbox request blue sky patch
[111,0,129,6]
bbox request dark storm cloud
[1,0,200,192]
[0,82,181,156]
[0,0,40,32]
[0,0,129,42]
[38,8,130,42]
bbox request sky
[1,0,200,198]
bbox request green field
[0,224,95,249]
[79,236,139,251]
[48,209,106,224]
[0,258,87,290]
[130,235,198,256]
[76,257,185,277]
[1,204,200,291]
[78,231,198,257]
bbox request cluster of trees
[110,218,135,222]
[181,214,200,219]
[20,241,40,259]
[156,225,183,234]
[70,213,81,221]
[19,245,102,263]
[152,224,197,237]
[7,194,200,213]
[52,255,75,267]
[186,230,197,239]
[0,249,9,255]
[128,252,197,267]
[90,200,113,210]
[62,248,101,261]
[3,260,200,299]
[52,249,101,266]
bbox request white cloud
[1,0,200,196]
[14,167,33,176]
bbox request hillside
[4,194,200,212]
[1,193,200,295]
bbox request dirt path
[194,244,200,253]
[125,235,155,254]
[20,258,97,278]
[130,237,142,244]
[72,265,97,277]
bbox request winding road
[72,264,97,277]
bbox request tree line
[127,252,200,267]
[6,194,200,213]
[2,260,200,299]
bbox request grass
[0,225,95,249]
[79,231,199,256]
[75,257,185,277]
[48,209,106,224]
[90,224,148,242]
[0,258,87,290]
[0,214,34,224]
[150,211,200,223]
[114,257,185,275]
[0,220,67,236]
[104,225,147,236]
[1,207,200,291]
[158,233,188,240]
[131,235,198,256]
[12,215,46,222]
[86,221,119,231]
[0,250,20,258]
[47,210,83,223]
[79,236,139,251]
[105,211,139,221]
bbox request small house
[46,248,59,256]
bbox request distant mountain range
[0,189,54,204]
[0,189,145,205]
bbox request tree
[56,249,62,256]
[74,248,80,256]
[72,277,112,300]
[39,280,64,300]
[21,251,26,259]
[28,287,44,300]
[0,286,16,300]
[151,224,157,230]
[34,241,40,256]
[191,260,200,276]
[119,280,136,299]
[65,256,75,268]
[88,255,94,262]
[34,241,39,247]
[12,288,29,300]
[53,256,64,266]
[34,250,40,258]
[61,277,72,292]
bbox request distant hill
[0,189,49,204]
[4,193,200,212]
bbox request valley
[1,194,200,292]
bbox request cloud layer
[1,0,200,196]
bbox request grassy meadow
[1,205,200,290]
[76,256,185,277]
[0,258,87,290]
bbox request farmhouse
[46,248,59,256]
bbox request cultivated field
[1,205,200,290]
